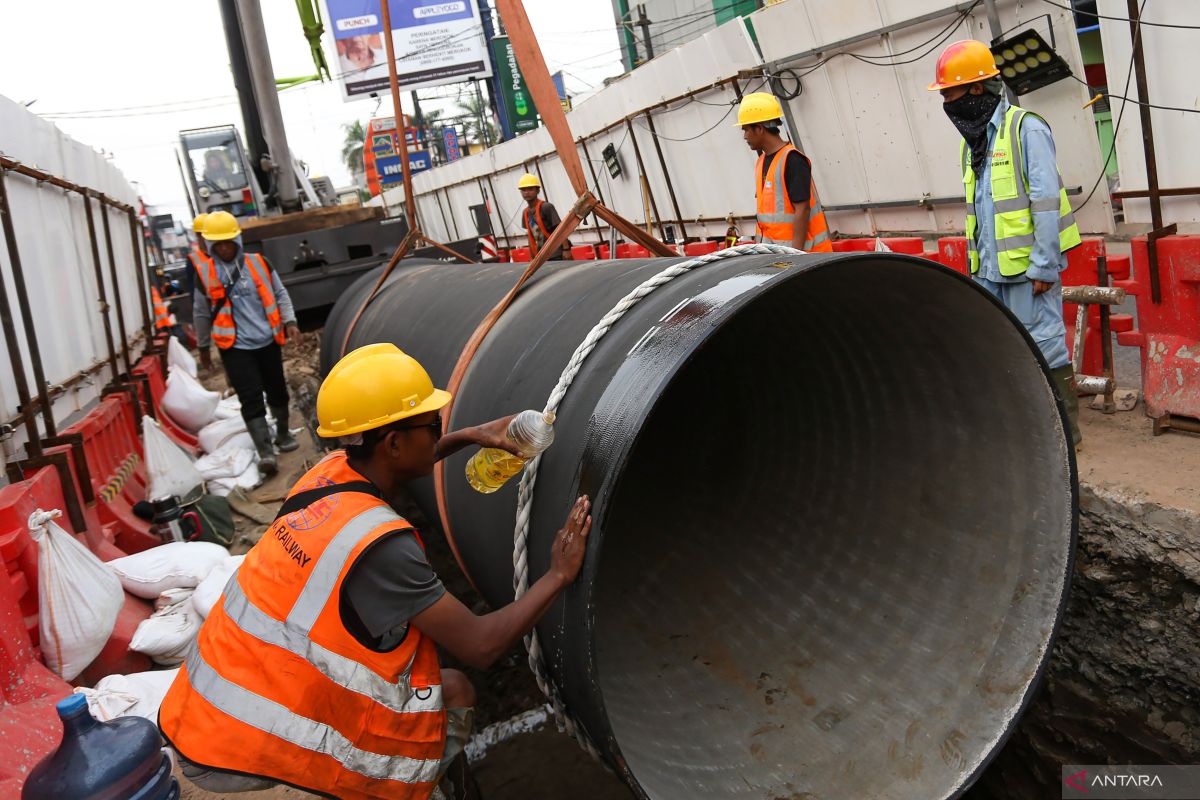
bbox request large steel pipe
[322,253,1077,799]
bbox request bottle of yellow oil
[465,410,556,494]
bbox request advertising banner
[491,35,538,134]
[325,0,492,101]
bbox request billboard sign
[491,35,538,134]
[442,127,462,162]
[325,0,492,101]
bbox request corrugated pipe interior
[321,253,1078,800]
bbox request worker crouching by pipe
[159,343,592,800]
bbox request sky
[0,0,625,224]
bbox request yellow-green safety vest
[963,105,1081,276]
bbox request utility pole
[478,0,512,141]
[637,4,654,64]
[235,0,301,212]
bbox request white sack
[212,395,242,420]
[167,336,197,377]
[30,509,124,681]
[129,589,199,666]
[106,541,229,599]
[142,416,204,502]
[161,367,220,433]
[198,415,251,454]
[75,668,180,721]
[192,555,245,619]
[207,460,261,497]
[194,442,254,481]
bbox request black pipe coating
[322,253,1078,799]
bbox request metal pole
[579,138,609,247]
[217,0,271,192]
[235,0,302,212]
[1096,256,1117,414]
[127,212,154,346]
[98,199,132,375]
[981,0,1016,103]
[637,4,654,63]
[83,194,120,379]
[1127,0,1167,304]
[380,0,419,232]
[0,171,47,450]
[625,118,665,240]
[473,80,491,147]
[644,112,687,241]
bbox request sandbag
[208,460,261,497]
[130,589,199,666]
[105,541,229,599]
[162,366,219,433]
[198,415,251,454]
[29,509,125,681]
[142,415,204,502]
[75,669,180,722]
[194,441,254,481]
[192,555,245,619]
[167,336,197,377]
[212,395,242,420]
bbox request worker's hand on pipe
[550,496,592,586]
[471,414,520,455]
[285,323,302,346]
[198,348,212,370]
[1032,279,1056,296]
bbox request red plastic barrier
[597,244,611,259]
[497,249,511,263]
[0,467,153,688]
[511,247,532,263]
[62,395,157,554]
[878,237,925,255]
[937,237,970,274]
[684,241,720,257]
[1115,236,1200,421]
[1059,239,1109,379]
[132,356,198,452]
[571,245,597,260]
[831,238,874,252]
[922,251,943,265]
[615,243,651,259]
[0,560,70,797]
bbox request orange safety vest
[188,248,213,277]
[159,451,447,800]
[755,144,832,252]
[523,200,552,252]
[150,286,175,330]
[194,252,286,350]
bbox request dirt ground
[176,321,1199,800]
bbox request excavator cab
[179,126,264,220]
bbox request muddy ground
[178,322,1199,800]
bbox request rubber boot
[1050,364,1083,448]
[272,405,299,453]
[246,416,278,476]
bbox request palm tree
[456,92,497,147]
[341,120,365,176]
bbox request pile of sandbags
[75,669,180,722]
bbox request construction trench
[286,251,1195,799]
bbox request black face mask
[944,90,1001,177]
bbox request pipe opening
[594,260,1074,798]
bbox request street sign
[491,35,538,134]
[442,127,462,162]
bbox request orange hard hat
[928,40,1000,91]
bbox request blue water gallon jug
[22,694,179,800]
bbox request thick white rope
[511,243,802,757]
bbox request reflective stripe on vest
[158,452,446,798]
[755,143,833,252]
[197,253,286,349]
[524,200,551,251]
[963,105,1082,276]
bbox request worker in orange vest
[185,213,212,299]
[518,173,568,259]
[192,211,301,475]
[737,92,833,252]
[150,284,176,332]
[160,343,592,799]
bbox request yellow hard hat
[517,173,541,190]
[735,92,784,127]
[316,343,452,438]
[191,213,210,233]
[201,210,241,242]
[928,40,1000,91]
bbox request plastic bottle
[22,694,180,800]
[465,410,556,494]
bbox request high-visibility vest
[151,286,175,330]
[523,200,552,252]
[159,451,447,800]
[188,249,212,280]
[193,253,286,350]
[963,105,1081,276]
[755,144,832,252]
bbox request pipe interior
[594,260,1073,799]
